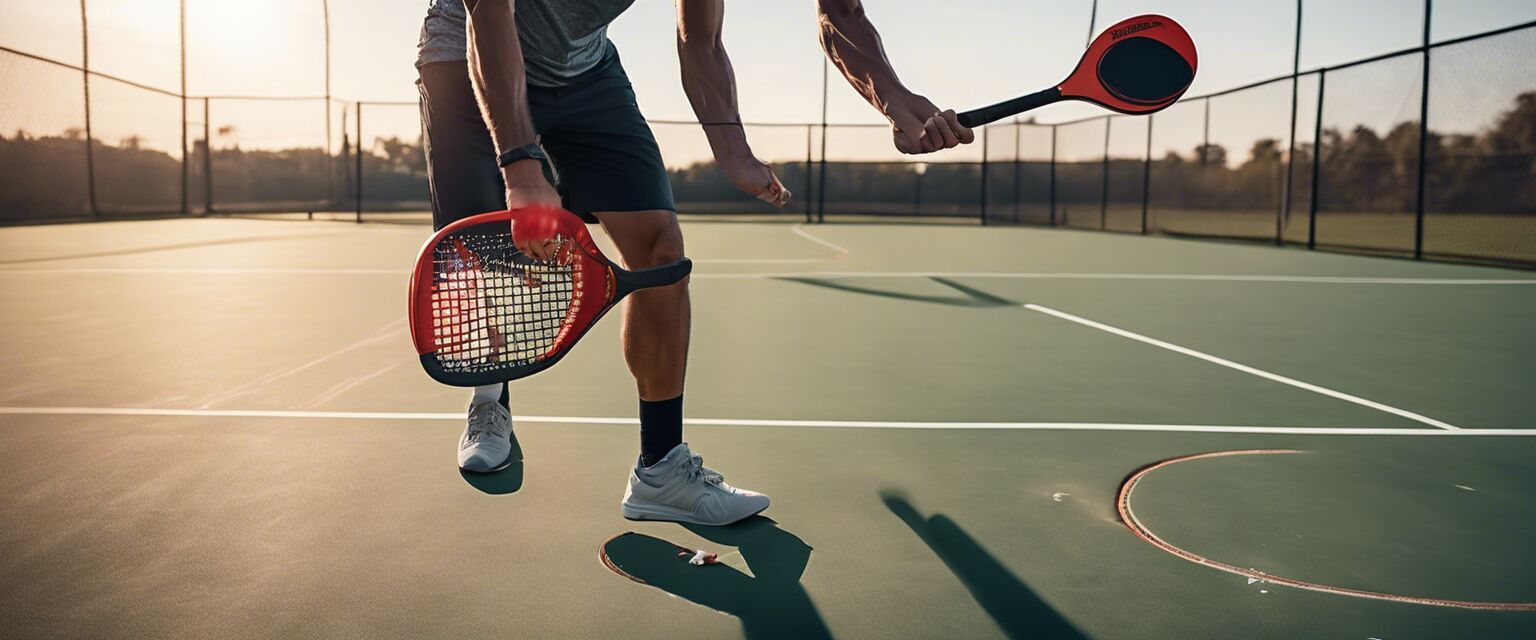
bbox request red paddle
[957,14,1197,127]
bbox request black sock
[639,395,683,468]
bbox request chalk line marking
[1,406,1531,435]
[2,267,1533,286]
[1116,449,1536,611]
[1025,304,1460,430]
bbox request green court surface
[1,217,1534,639]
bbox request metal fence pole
[816,58,829,224]
[1048,124,1057,227]
[1141,113,1153,235]
[803,124,812,223]
[323,0,335,209]
[980,127,989,225]
[1413,0,1433,259]
[1279,0,1302,245]
[80,0,98,219]
[355,102,363,223]
[203,97,212,213]
[179,0,188,215]
[1099,117,1110,230]
[1012,122,1021,223]
[1308,70,1326,250]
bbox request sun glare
[189,0,297,61]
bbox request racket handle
[614,258,693,297]
[956,87,1063,128]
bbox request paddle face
[409,206,689,387]
[1060,14,1197,114]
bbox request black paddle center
[1097,37,1193,105]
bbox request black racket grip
[956,87,1064,128]
[614,258,693,297]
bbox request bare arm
[676,0,788,206]
[463,0,560,255]
[817,0,973,154]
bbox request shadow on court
[600,517,831,640]
[780,276,1016,308]
[458,431,525,494]
[881,490,1087,640]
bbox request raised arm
[677,0,789,207]
[817,0,974,154]
[463,0,561,249]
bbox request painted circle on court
[1117,449,1536,610]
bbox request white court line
[1025,304,1460,430]
[1,267,1532,285]
[690,225,851,264]
[0,406,1530,435]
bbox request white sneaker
[621,443,770,526]
[458,400,514,472]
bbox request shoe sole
[620,501,769,527]
[458,455,520,474]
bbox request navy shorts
[416,51,676,228]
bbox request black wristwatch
[497,143,557,186]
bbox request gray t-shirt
[417,0,637,87]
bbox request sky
[3,0,1535,165]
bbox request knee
[644,222,685,268]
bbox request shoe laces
[466,403,508,442]
[684,453,725,486]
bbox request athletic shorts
[416,50,675,229]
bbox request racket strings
[429,233,581,373]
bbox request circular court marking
[1115,449,1536,611]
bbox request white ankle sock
[472,384,502,404]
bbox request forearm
[817,0,911,120]
[464,0,537,156]
[676,0,752,162]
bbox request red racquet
[957,14,1197,127]
[409,206,691,386]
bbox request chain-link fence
[2,4,1534,267]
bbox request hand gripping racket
[956,15,1197,127]
[409,205,691,386]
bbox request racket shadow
[779,276,1015,308]
[599,517,831,640]
[880,490,1087,640]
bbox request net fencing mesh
[0,3,1533,266]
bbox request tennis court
[1,216,1533,639]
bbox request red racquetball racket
[956,14,1197,127]
[409,206,691,386]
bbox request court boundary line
[1025,304,1460,430]
[1,406,1529,435]
[2,267,1533,286]
[1116,449,1536,611]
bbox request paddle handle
[613,258,693,298]
[956,87,1063,128]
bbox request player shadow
[600,516,832,640]
[881,490,1087,640]
[457,432,524,494]
[780,276,1015,308]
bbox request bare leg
[591,210,689,401]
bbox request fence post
[203,97,212,213]
[1413,0,1433,260]
[1141,113,1153,235]
[1100,117,1110,230]
[80,0,98,219]
[1012,122,1021,223]
[1279,0,1303,245]
[1308,71,1326,250]
[816,58,829,224]
[980,127,989,225]
[803,125,812,224]
[1049,125,1058,227]
[355,102,363,224]
[179,0,188,215]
